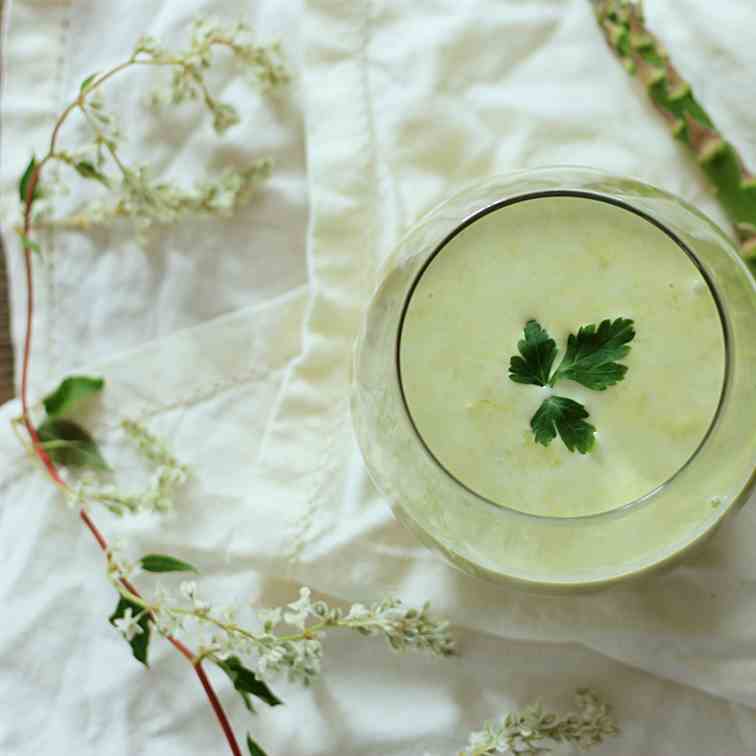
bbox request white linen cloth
[2,1,756,754]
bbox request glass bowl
[351,167,756,592]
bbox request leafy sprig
[109,580,456,680]
[508,318,635,453]
[530,395,596,454]
[106,548,455,755]
[508,320,558,387]
[18,17,287,240]
[18,373,456,756]
[551,318,635,391]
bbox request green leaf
[43,375,105,417]
[109,596,151,667]
[80,72,99,93]
[551,317,635,390]
[746,255,756,279]
[246,734,269,756]
[19,155,39,204]
[18,233,41,255]
[139,554,198,574]
[531,396,596,454]
[74,160,110,187]
[218,656,283,712]
[508,320,558,387]
[36,418,109,470]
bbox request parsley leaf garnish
[531,396,596,454]
[508,319,558,387]
[507,317,635,453]
[551,317,635,391]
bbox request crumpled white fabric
[2,1,756,754]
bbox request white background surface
[2,1,756,754]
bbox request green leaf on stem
[551,317,635,390]
[140,554,198,574]
[531,395,596,454]
[80,72,100,93]
[36,418,109,470]
[19,155,40,204]
[217,656,283,712]
[74,160,110,187]
[18,233,41,255]
[508,319,558,387]
[109,596,151,667]
[246,734,269,756]
[43,375,105,418]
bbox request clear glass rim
[395,187,732,524]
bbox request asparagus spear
[593,0,756,273]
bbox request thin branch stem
[195,663,244,756]
[17,54,244,756]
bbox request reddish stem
[195,663,245,756]
[80,508,108,550]
[19,163,243,756]
[20,171,40,428]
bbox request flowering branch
[109,580,454,686]
[13,17,291,756]
[460,690,618,755]
[11,17,459,756]
[11,13,621,756]
[21,17,285,238]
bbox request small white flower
[210,101,240,134]
[179,580,209,613]
[283,609,308,629]
[283,587,312,629]
[154,608,183,636]
[288,587,312,612]
[113,608,144,641]
[152,582,171,606]
[107,544,141,580]
[345,603,370,621]
[257,607,282,628]
[218,605,237,624]
[180,580,197,600]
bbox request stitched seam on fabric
[0,335,282,493]
[46,0,74,383]
[284,0,380,560]
[285,397,350,561]
[0,361,276,494]
[358,0,406,275]
[96,361,275,432]
[357,0,381,291]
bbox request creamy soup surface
[399,195,724,517]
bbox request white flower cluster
[462,690,618,755]
[113,607,145,641]
[28,16,285,237]
[136,17,288,132]
[189,17,289,91]
[40,160,272,235]
[118,159,272,230]
[106,542,142,581]
[121,419,189,474]
[65,419,189,516]
[81,92,123,165]
[144,585,455,687]
[340,598,456,656]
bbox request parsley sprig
[550,318,635,390]
[508,318,636,453]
